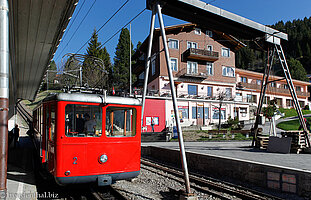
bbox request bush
[227,116,239,129]
[304,105,310,110]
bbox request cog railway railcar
[32,93,142,186]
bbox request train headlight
[99,154,108,164]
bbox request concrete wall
[142,146,311,198]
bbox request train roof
[42,93,142,106]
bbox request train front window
[65,104,102,137]
[106,107,136,137]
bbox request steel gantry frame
[141,2,193,197]
[252,43,310,147]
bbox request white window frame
[221,47,230,57]
[187,61,198,74]
[206,30,213,37]
[206,62,213,75]
[187,41,198,49]
[207,45,213,51]
[168,38,179,49]
[222,66,235,77]
[194,28,201,35]
[151,58,156,76]
[170,57,178,72]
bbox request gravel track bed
[113,164,227,200]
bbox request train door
[48,104,56,173]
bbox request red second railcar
[33,93,141,186]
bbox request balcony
[237,82,310,97]
[175,67,208,80]
[183,48,219,62]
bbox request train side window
[106,107,136,137]
[65,104,102,137]
[50,104,56,141]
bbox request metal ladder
[274,44,310,147]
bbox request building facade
[133,23,311,131]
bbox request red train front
[33,93,142,186]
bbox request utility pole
[129,23,132,96]
[0,0,9,197]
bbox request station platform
[142,141,311,198]
[5,116,37,200]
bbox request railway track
[90,185,128,200]
[141,157,283,200]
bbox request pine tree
[288,58,308,81]
[113,28,134,93]
[83,29,108,88]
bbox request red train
[32,93,142,186]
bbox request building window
[204,107,209,119]
[256,80,262,85]
[271,82,276,87]
[138,72,144,80]
[240,108,247,117]
[168,39,179,49]
[151,58,156,75]
[276,98,282,107]
[284,84,289,89]
[286,99,293,107]
[212,109,226,120]
[221,48,230,57]
[194,28,201,35]
[188,85,198,95]
[179,107,189,119]
[187,41,198,49]
[207,45,213,51]
[296,86,301,92]
[264,96,270,104]
[222,66,235,77]
[247,94,257,103]
[207,86,212,97]
[170,58,178,71]
[206,30,213,37]
[240,77,247,83]
[226,88,232,98]
[187,61,198,74]
[206,62,213,75]
[192,107,197,119]
[299,101,305,108]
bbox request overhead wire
[61,0,86,43]
[55,0,97,62]
[75,0,131,54]
[101,8,146,47]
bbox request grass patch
[277,117,311,131]
[279,108,311,118]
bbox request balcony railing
[175,67,208,79]
[183,48,219,62]
[237,82,309,97]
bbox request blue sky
[53,0,311,67]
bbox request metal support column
[156,3,191,194]
[141,6,156,122]
[0,0,9,197]
[252,48,274,146]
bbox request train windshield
[65,104,102,137]
[106,107,136,137]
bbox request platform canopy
[146,0,287,41]
[8,0,78,110]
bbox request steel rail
[141,158,283,200]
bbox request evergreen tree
[113,28,134,93]
[288,58,308,81]
[83,29,109,88]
